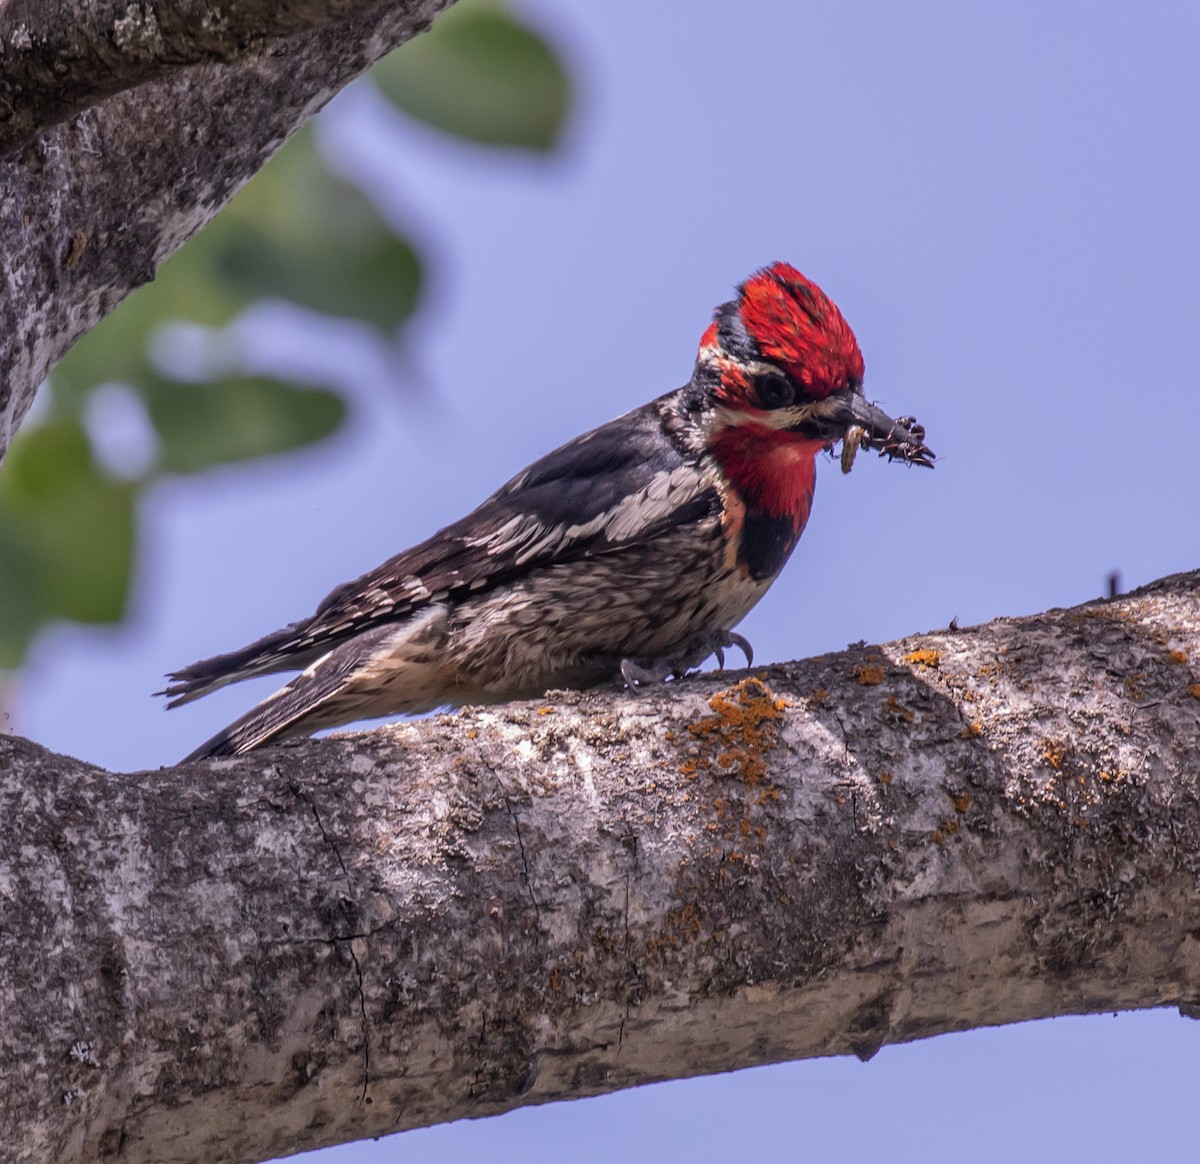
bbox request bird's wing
[162,397,717,705]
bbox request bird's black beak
[796,387,935,469]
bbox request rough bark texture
[2,570,1199,1164]
[0,0,421,157]
[0,0,451,464]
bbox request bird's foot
[619,657,675,691]
[618,629,754,693]
[706,628,754,671]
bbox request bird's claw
[618,629,754,692]
[706,628,754,670]
[619,657,673,692]
[721,629,754,669]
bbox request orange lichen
[810,687,829,702]
[536,706,553,716]
[905,649,942,668]
[465,729,478,739]
[661,903,705,946]
[1042,739,1068,769]
[930,830,946,846]
[885,694,915,723]
[953,792,971,813]
[1167,650,1188,664]
[1188,684,1200,700]
[592,926,621,954]
[682,677,787,787]
[670,679,788,886]
[961,722,983,738]
[878,770,894,785]
[856,665,885,686]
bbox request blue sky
[17,0,1200,1159]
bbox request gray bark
[2,569,1199,1164]
[0,0,452,465]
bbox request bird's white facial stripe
[711,401,825,432]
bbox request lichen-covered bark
[0,0,451,464]
[2,571,1199,1164]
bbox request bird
[163,262,933,760]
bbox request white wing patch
[467,465,707,566]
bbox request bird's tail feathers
[158,621,323,708]
[179,622,434,761]
[180,637,375,760]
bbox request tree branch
[0,0,452,464]
[0,0,421,158]
[3,571,1199,1164]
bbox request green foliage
[0,0,570,667]
[51,126,422,409]
[0,422,136,666]
[373,1,571,150]
[144,376,348,475]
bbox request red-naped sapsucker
[164,263,933,758]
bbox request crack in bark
[618,824,639,1055]
[291,781,371,1102]
[830,708,862,831]
[503,792,542,927]
[294,781,353,890]
[479,754,542,926]
[262,921,396,950]
[346,941,371,1104]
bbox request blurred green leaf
[209,130,423,328]
[0,420,137,665]
[212,209,422,330]
[2,419,94,497]
[0,518,44,668]
[54,127,422,417]
[374,1,570,151]
[143,375,348,474]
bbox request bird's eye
[756,372,795,409]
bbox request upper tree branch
[0,0,452,464]
[0,0,413,158]
[2,571,1199,1164]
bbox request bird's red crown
[736,262,863,396]
[699,263,865,406]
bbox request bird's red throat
[708,421,822,529]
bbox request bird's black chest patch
[738,510,799,581]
